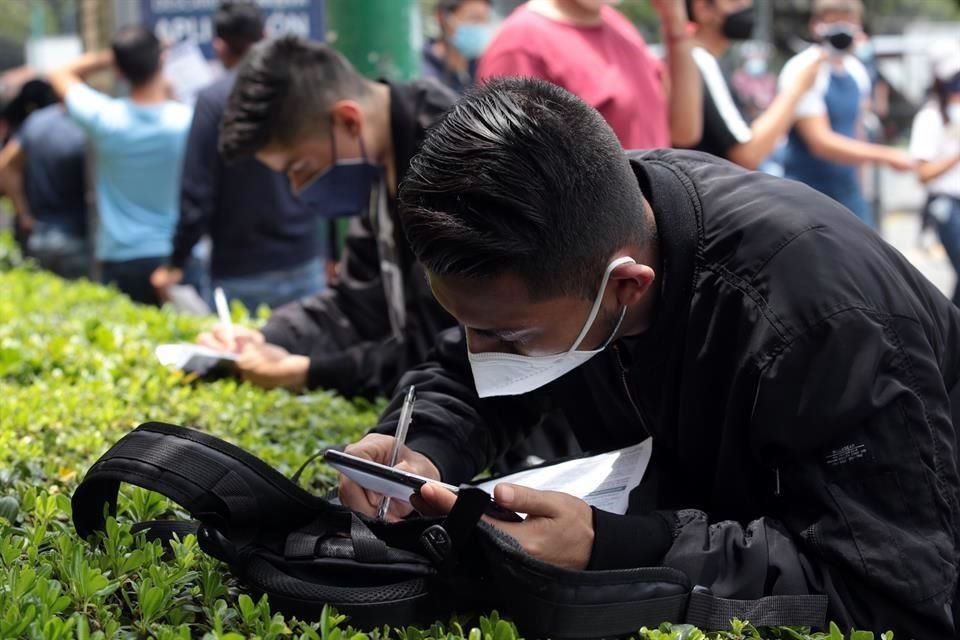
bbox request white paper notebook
[155,344,238,375]
[475,438,652,515]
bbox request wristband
[664,31,692,46]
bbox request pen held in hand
[213,287,234,346]
[377,385,416,520]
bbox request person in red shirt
[477,0,702,149]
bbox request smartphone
[324,449,523,522]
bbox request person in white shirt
[778,0,913,228]
[909,41,960,306]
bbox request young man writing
[338,77,959,635]
[198,35,458,399]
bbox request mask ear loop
[599,305,628,350]
[328,114,339,164]
[357,130,369,162]
[331,112,370,163]
[569,256,637,352]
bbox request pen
[377,385,416,520]
[213,287,234,346]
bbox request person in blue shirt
[49,26,194,305]
[778,0,913,228]
[150,1,326,311]
[0,104,89,279]
[422,0,495,95]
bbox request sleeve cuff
[306,354,355,391]
[587,509,674,571]
[169,247,191,270]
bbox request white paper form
[155,344,238,375]
[474,438,653,515]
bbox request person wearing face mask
[477,0,703,149]
[151,1,327,311]
[422,0,495,95]
[337,78,960,636]
[686,0,825,169]
[909,41,960,307]
[778,0,914,228]
[193,35,460,399]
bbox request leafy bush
[0,236,894,639]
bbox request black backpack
[72,422,826,638]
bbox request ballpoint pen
[377,385,416,520]
[213,287,234,346]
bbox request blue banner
[139,0,325,58]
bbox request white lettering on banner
[265,12,310,37]
[155,16,214,45]
[154,12,312,46]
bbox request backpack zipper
[612,343,650,437]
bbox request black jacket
[260,80,458,399]
[375,150,960,636]
[171,71,321,279]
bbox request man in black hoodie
[338,77,960,636]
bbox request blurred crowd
[0,0,959,396]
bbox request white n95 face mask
[468,256,636,398]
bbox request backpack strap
[419,486,490,569]
[72,422,330,548]
[685,586,828,629]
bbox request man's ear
[331,101,364,136]
[212,38,227,59]
[611,261,656,308]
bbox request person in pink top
[477,0,702,149]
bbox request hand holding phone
[335,434,442,519]
[326,449,523,522]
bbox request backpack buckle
[420,524,456,568]
[197,524,236,562]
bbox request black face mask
[820,23,856,52]
[722,7,755,41]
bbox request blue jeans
[213,257,326,311]
[930,195,960,306]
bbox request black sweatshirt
[374,150,960,637]
[170,71,321,279]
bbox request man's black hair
[219,35,369,161]
[215,0,265,57]
[399,77,649,301]
[110,25,161,87]
[1,79,56,132]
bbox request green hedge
[0,237,894,639]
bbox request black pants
[100,256,206,307]
[100,256,166,306]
